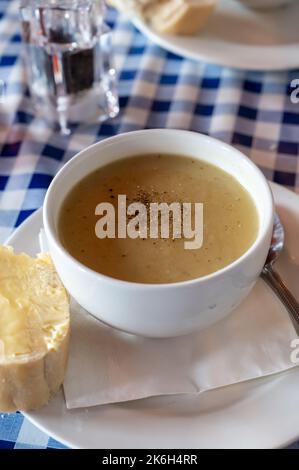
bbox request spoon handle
[262,266,299,335]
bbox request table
[0,0,299,449]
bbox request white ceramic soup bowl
[43,129,274,338]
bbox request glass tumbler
[20,0,119,134]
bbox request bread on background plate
[107,0,219,35]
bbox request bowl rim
[43,129,274,290]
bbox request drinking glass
[20,0,119,134]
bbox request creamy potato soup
[58,154,258,284]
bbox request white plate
[132,0,299,70]
[6,182,299,449]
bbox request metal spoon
[261,214,299,335]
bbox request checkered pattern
[0,0,299,449]
[0,413,67,449]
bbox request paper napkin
[39,230,298,410]
[63,281,298,409]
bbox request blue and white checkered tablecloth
[0,0,299,449]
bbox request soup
[58,154,258,284]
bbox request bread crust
[107,0,218,35]
[0,248,70,412]
[0,330,70,411]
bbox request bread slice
[0,247,70,412]
[145,0,217,35]
[107,0,218,35]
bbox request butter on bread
[0,246,70,412]
[107,0,218,35]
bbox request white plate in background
[132,0,299,70]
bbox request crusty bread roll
[108,0,218,35]
[0,247,70,412]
